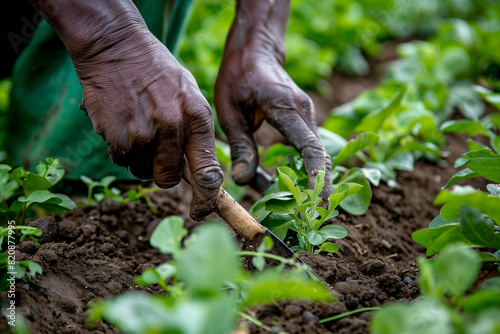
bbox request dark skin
[29,0,332,220]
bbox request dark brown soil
[1,41,495,334]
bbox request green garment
[6,0,193,180]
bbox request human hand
[30,0,223,220]
[215,0,331,198]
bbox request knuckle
[296,92,314,115]
[186,106,214,135]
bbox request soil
[1,41,497,334]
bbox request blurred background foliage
[1,0,499,157]
[178,0,499,108]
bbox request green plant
[413,140,500,260]
[0,158,73,291]
[263,130,381,216]
[88,217,333,334]
[370,243,500,333]
[249,166,362,253]
[78,175,158,213]
[0,158,74,223]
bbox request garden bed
[1,40,497,333]
[0,131,487,334]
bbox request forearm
[28,0,148,60]
[225,0,290,63]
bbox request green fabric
[5,0,193,180]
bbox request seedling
[0,158,74,224]
[79,175,158,213]
[250,166,362,253]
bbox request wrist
[224,0,290,64]
[29,0,148,61]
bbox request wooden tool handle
[182,161,266,239]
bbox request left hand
[215,42,332,198]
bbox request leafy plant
[0,254,42,290]
[0,158,74,224]
[413,140,500,259]
[263,130,381,216]
[371,243,500,334]
[88,216,333,334]
[78,175,158,213]
[249,166,361,253]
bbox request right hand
[65,9,223,220]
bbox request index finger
[184,107,224,221]
[265,106,332,199]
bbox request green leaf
[370,298,453,334]
[265,198,297,215]
[463,148,496,160]
[37,193,75,214]
[94,292,234,334]
[241,271,334,309]
[480,277,500,291]
[329,182,364,212]
[318,127,348,158]
[361,168,381,186]
[443,168,479,189]
[467,138,489,152]
[0,164,12,172]
[319,242,339,253]
[150,216,188,255]
[333,132,380,166]
[433,244,480,298]
[262,144,299,168]
[307,230,324,246]
[460,290,500,314]
[311,168,325,203]
[338,169,371,215]
[441,119,489,136]
[316,208,339,223]
[459,205,500,249]
[386,152,414,172]
[100,176,116,188]
[276,167,303,205]
[412,224,473,256]
[15,261,42,280]
[467,156,500,183]
[434,188,500,225]
[318,225,347,240]
[19,190,56,203]
[258,235,273,253]
[487,184,500,197]
[22,173,54,196]
[261,213,294,241]
[136,263,176,286]
[417,257,439,298]
[355,88,405,133]
[176,223,240,294]
[477,251,500,262]
[252,256,265,272]
[429,215,457,228]
[0,178,19,202]
[80,175,95,186]
[249,192,294,222]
